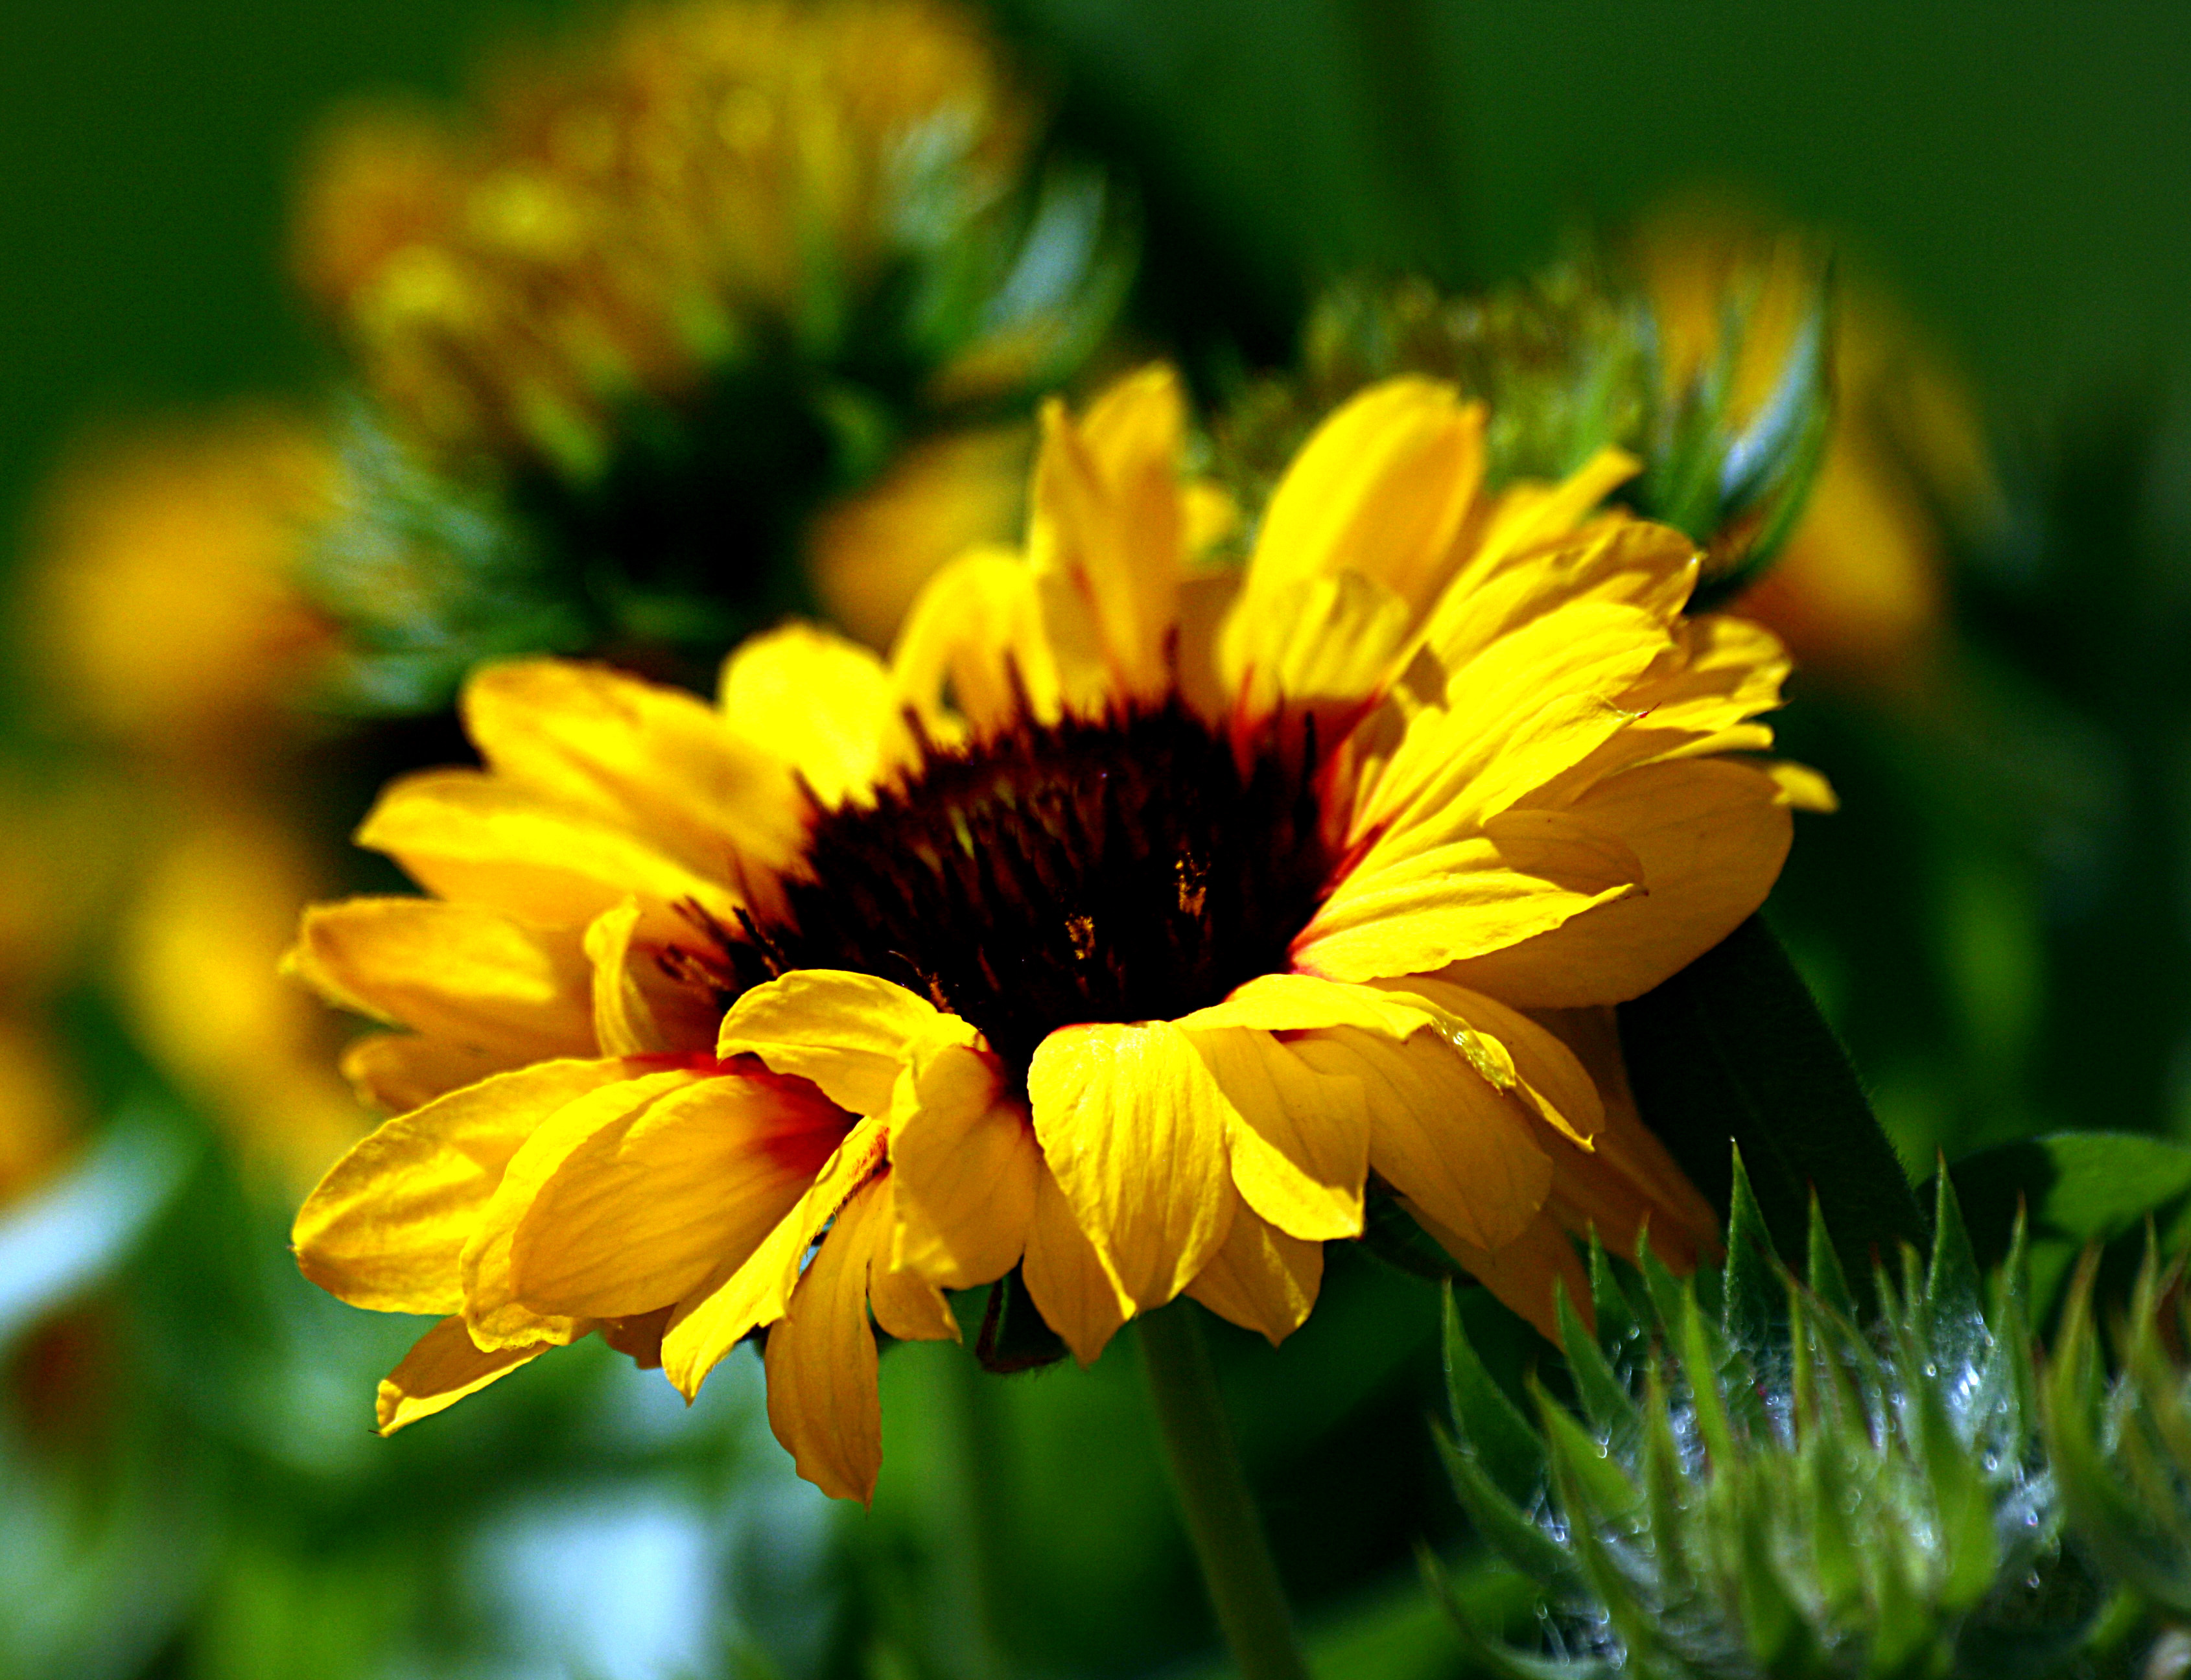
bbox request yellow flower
[27,412,337,758]
[292,365,1822,1500]
[1636,203,1996,682]
[294,0,1036,478]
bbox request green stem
[1137,1303,1313,1680]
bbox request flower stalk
[1138,1303,1313,1680]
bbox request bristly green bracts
[1429,1152,2191,1678]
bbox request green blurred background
[5,3,2191,1677]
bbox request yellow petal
[1294,829,1639,985]
[289,896,594,1058]
[583,897,722,1057]
[659,1116,889,1397]
[1173,971,1443,1038]
[1247,378,1485,613]
[1375,978,1605,1145]
[1291,1029,1551,1252]
[464,659,806,876]
[866,1241,961,1345]
[891,544,1062,734]
[763,1176,889,1503]
[1348,599,1673,854]
[1027,366,1186,704]
[357,769,747,936]
[889,1041,1040,1290]
[294,1057,629,1314]
[376,1314,555,1434]
[1186,1027,1368,1241]
[717,970,976,1116]
[1184,1208,1323,1346]
[1462,448,1642,583]
[1218,570,1414,730]
[1026,1020,1237,1311]
[460,1066,711,1348]
[508,1069,850,1318]
[339,1032,506,1115]
[1436,758,1792,1007]
[718,622,912,809]
[1020,1163,1133,1365]
[1766,760,1839,812]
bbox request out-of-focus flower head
[25,412,340,761]
[1635,200,1998,683]
[0,775,123,1205]
[287,366,1824,1500]
[18,414,368,1193]
[293,0,1129,708]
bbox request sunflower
[292,364,1825,1500]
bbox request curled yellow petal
[889,1040,1039,1290]
[1292,1029,1551,1254]
[1184,1208,1323,1346]
[508,1069,850,1319]
[1027,1020,1237,1312]
[718,622,911,809]
[763,1176,889,1504]
[717,970,975,1116]
[294,1056,629,1314]
[660,1116,889,1398]
[1187,1026,1367,1242]
[377,1314,554,1434]
[460,1066,711,1348]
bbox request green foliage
[2044,1244,2191,1621]
[1206,255,1831,594]
[1425,1158,2184,1679]
[1936,1134,2191,1319]
[1618,916,1928,1308]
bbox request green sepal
[1721,1146,1784,1355]
[1551,1281,1639,1441]
[1440,1283,1545,1507]
[1805,1190,1858,1320]
[1430,1427,1585,1600]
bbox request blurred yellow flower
[120,806,369,1191]
[21,414,368,1192]
[1636,204,1996,682]
[806,423,1029,647]
[290,366,1817,1500]
[0,780,123,1206]
[294,0,1037,479]
[27,412,338,759]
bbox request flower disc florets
[747,701,1331,1084]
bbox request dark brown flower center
[733,700,1334,1084]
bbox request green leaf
[1441,1284,1545,1507]
[1617,916,1925,1310]
[1939,1132,2191,1314]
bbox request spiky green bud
[1427,1158,2170,1678]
